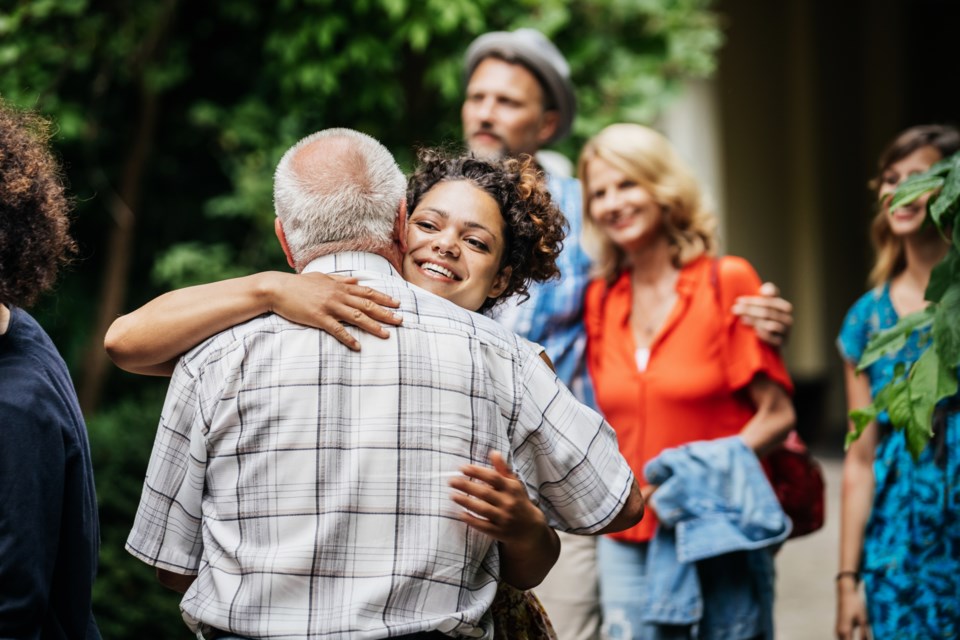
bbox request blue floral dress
[837,284,960,639]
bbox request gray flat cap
[464,28,576,144]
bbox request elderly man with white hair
[125,128,643,640]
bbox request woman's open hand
[449,451,547,545]
[268,272,402,351]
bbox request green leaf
[888,174,944,211]
[857,308,934,371]
[926,154,959,177]
[933,284,960,367]
[902,347,958,460]
[929,155,960,225]
[886,378,912,430]
[925,248,959,303]
[904,413,933,460]
[845,406,877,449]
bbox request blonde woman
[836,124,960,640]
[580,124,795,640]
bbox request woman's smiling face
[402,179,511,312]
[880,145,943,237]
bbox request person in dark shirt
[0,99,101,639]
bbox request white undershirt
[634,347,650,372]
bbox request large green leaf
[886,378,912,430]
[929,155,960,224]
[857,308,934,371]
[903,346,958,459]
[925,247,959,303]
[933,284,960,367]
[888,174,944,211]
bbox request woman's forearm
[739,374,795,455]
[838,363,877,579]
[497,525,561,590]
[105,270,403,376]
[839,452,873,577]
[105,272,278,375]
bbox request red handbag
[709,258,826,539]
[759,430,826,538]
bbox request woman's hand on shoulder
[266,272,402,351]
[733,281,794,347]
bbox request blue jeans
[597,538,692,640]
[597,538,767,640]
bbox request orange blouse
[585,255,793,543]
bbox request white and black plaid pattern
[127,252,633,639]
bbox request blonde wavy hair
[867,124,960,286]
[577,124,717,283]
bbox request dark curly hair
[407,149,566,313]
[0,101,75,308]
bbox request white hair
[273,128,406,269]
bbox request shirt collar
[302,252,402,278]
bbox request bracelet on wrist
[835,571,860,584]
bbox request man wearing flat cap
[460,28,605,640]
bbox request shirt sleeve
[716,256,794,394]
[509,351,635,534]
[0,399,64,634]
[125,357,207,575]
[836,291,874,364]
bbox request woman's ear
[487,266,513,300]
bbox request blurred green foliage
[1,0,721,636]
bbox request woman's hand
[267,272,402,351]
[449,451,560,590]
[732,282,794,347]
[836,581,871,639]
[449,452,548,544]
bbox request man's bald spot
[290,135,372,197]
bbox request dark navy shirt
[0,307,101,639]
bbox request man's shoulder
[178,312,292,371]
[398,286,533,354]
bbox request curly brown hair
[0,101,75,308]
[407,149,566,313]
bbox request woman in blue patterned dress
[836,124,960,640]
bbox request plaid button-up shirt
[127,252,633,640]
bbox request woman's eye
[415,221,437,231]
[466,238,489,251]
[882,172,899,186]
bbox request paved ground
[774,453,843,640]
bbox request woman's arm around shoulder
[105,271,401,376]
[719,256,794,347]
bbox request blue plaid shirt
[494,173,595,408]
